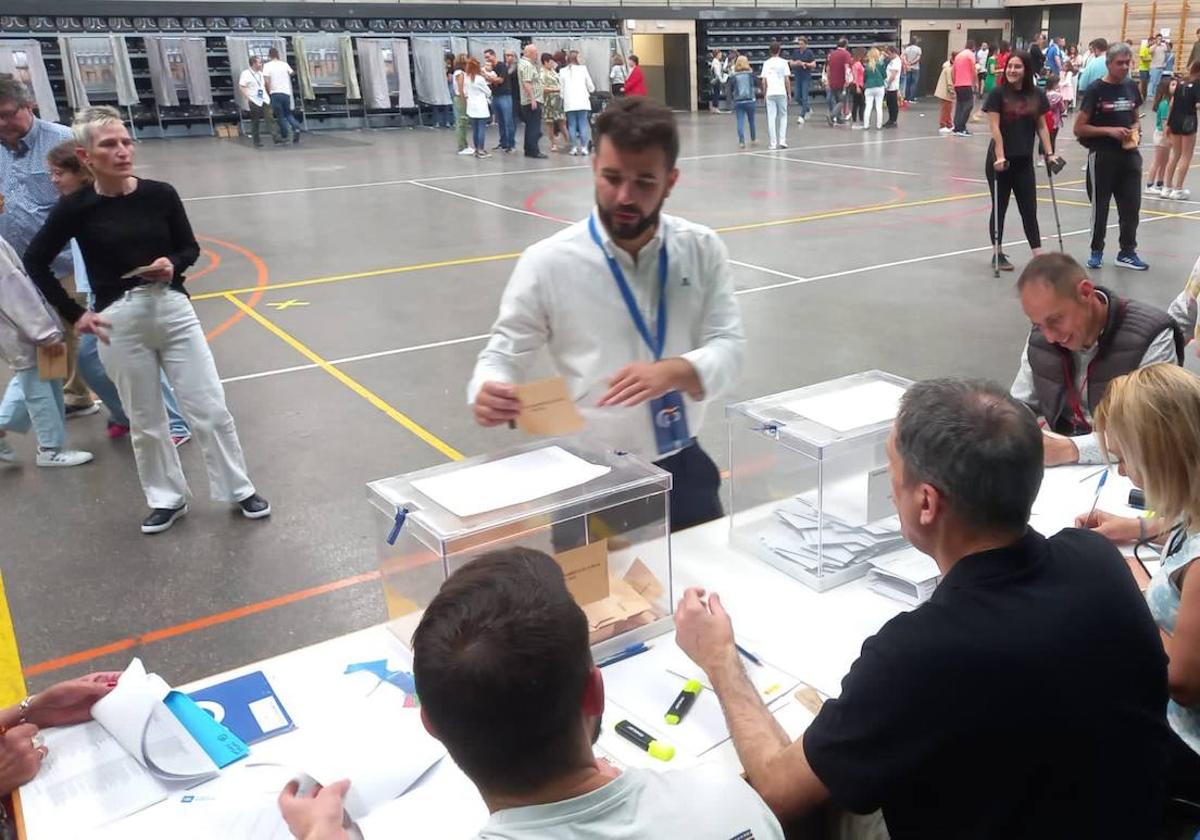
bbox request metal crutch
[1044,155,1066,253]
[990,159,1002,278]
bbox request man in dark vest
[1012,253,1183,466]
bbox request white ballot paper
[783,379,906,433]
[867,548,942,607]
[412,445,611,518]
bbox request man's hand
[75,311,112,345]
[1074,510,1145,543]
[674,587,739,679]
[473,381,521,427]
[0,723,46,795]
[140,257,175,282]
[279,778,351,840]
[26,672,121,728]
[598,359,698,408]
[1042,430,1079,466]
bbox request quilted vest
[1026,287,1184,435]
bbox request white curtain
[412,37,450,105]
[144,36,179,106]
[0,41,58,122]
[110,36,138,106]
[58,37,89,110]
[450,37,468,59]
[356,38,390,109]
[339,35,361,100]
[580,37,617,94]
[393,39,415,109]
[293,35,315,100]
[468,38,504,62]
[180,37,211,105]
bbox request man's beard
[597,197,665,242]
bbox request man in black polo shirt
[676,378,1169,840]
[1076,41,1148,271]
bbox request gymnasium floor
[4,105,1199,691]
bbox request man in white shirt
[760,42,792,150]
[262,47,303,144]
[1011,253,1183,466]
[237,56,282,148]
[883,45,903,128]
[469,98,745,531]
[279,548,784,840]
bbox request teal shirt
[1147,528,1200,756]
[1077,58,1107,99]
[1157,98,1170,131]
[864,61,887,89]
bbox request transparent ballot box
[726,371,914,592]
[367,438,673,654]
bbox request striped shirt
[0,118,72,277]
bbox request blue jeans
[826,86,846,123]
[734,100,757,143]
[432,104,454,128]
[471,117,488,153]
[270,93,302,138]
[78,331,190,436]
[905,66,921,100]
[566,110,591,149]
[494,94,515,149]
[1149,68,1164,100]
[793,75,811,116]
[0,368,65,450]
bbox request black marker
[614,720,674,761]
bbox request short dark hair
[484,48,496,57]
[267,47,280,60]
[1017,252,1086,298]
[413,548,591,796]
[896,379,1043,533]
[628,54,640,65]
[769,41,781,55]
[837,38,848,49]
[541,52,554,64]
[0,77,32,109]
[1090,37,1109,52]
[965,39,976,50]
[45,139,88,179]
[594,96,680,168]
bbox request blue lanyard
[588,214,668,360]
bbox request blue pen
[1084,469,1109,529]
[597,642,650,669]
[735,643,762,667]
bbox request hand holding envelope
[121,256,174,282]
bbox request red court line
[197,236,270,341]
[188,248,222,282]
[24,570,382,678]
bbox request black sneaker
[292,132,300,144]
[991,253,1015,272]
[238,493,272,519]
[142,505,188,535]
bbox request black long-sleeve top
[22,178,200,323]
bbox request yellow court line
[714,190,990,233]
[1038,196,1200,221]
[223,294,465,461]
[0,572,26,706]
[192,251,524,301]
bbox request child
[1146,76,1177,195]
[0,235,93,467]
[1045,74,1067,149]
[935,58,955,134]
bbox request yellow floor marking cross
[266,299,310,310]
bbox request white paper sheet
[783,380,907,433]
[411,445,612,518]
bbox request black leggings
[986,147,1041,249]
[851,89,865,123]
[884,89,899,125]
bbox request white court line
[749,152,920,176]
[407,180,562,220]
[220,333,490,384]
[728,259,809,283]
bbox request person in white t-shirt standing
[760,41,792,150]
[262,47,303,144]
[237,56,283,148]
[883,45,903,128]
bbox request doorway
[630,33,692,110]
[967,28,1004,54]
[913,30,949,97]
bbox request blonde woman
[1085,363,1200,798]
[862,47,886,130]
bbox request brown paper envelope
[794,684,828,716]
[583,575,653,632]
[554,540,611,606]
[515,376,585,436]
[37,345,68,381]
[622,558,665,603]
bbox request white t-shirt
[262,59,293,100]
[559,64,596,113]
[886,57,903,91]
[465,73,492,118]
[761,56,790,97]
[238,68,268,106]
[476,766,784,840]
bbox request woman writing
[982,51,1061,272]
[24,106,270,534]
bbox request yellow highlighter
[615,720,675,761]
[664,679,703,725]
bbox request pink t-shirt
[953,49,976,88]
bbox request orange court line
[198,236,270,342]
[24,570,383,678]
[188,248,222,283]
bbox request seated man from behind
[280,547,783,840]
[1012,252,1183,466]
[676,378,1170,840]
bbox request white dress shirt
[468,210,746,462]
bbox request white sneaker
[938,127,953,134]
[768,144,777,150]
[796,116,805,125]
[36,448,93,468]
[457,148,475,156]
[1171,188,1192,200]
[1145,184,1161,196]
[779,143,788,149]
[854,124,866,130]
[0,437,14,464]
[568,147,578,155]
[580,148,588,156]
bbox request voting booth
[367,438,674,654]
[726,371,915,592]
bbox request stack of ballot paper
[866,548,941,607]
[758,496,908,574]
